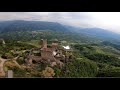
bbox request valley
[0,20,120,78]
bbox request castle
[25,39,71,68]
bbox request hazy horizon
[0,12,120,34]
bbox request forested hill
[0,20,68,33]
[0,20,120,43]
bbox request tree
[40,67,55,78]
[60,58,98,77]
[97,67,120,77]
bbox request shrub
[16,57,25,65]
[40,67,55,77]
[2,52,14,59]
[53,66,61,77]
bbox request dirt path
[0,50,24,77]
[0,56,16,77]
[13,56,21,68]
[0,57,8,77]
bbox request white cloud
[0,12,120,33]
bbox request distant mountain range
[0,20,68,33]
[0,20,120,42]
[64,25,120,40]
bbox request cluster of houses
[0,39,71,78]
[25,39,72,68]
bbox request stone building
[41,39,47,49]
[25,39,71,68]
[51,39,58,50]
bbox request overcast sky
[0,12,120,33]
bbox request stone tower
[51,39,58,50]
[41,39,47,49]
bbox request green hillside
[1,20,120,77]
[1,38,120,77]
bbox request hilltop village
[25,39,72,68]
[0,39,72,78]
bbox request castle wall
[41,50,56,62]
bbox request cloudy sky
[0,12,120,33]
